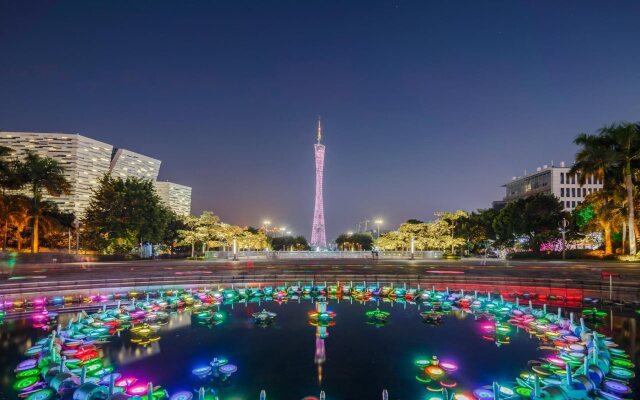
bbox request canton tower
[311,117,327,249]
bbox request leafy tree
[336,232,374,251]
[19,151,71,252]
[571,122,640,254]
[83,175,171,254]
[375,230,405,250]
[457,208,498,254]
[434,210,468,253]
[271,235,309,251]
[493,194,565,250]
[177,215,203,258]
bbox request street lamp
[374,219,383,239]
[263,220,271,236]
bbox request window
[572,201,576,208]
[583,188,586,197]
[572,175,576,184]
[572,188,576,197]
[560,188,564,197]
[560,173,564,184]
[588,188,592,194]
[588,176,592,184]
[566,201,570,208]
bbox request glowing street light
[374,219,383,239]
[263,220,271,236]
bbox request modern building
[0,131,192,217]
[154,181,192,216]
[110,148,161,180]
[0,132,113,216]
[311,118,327,248]
[500,161,604,211]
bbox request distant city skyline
[1,1,639,240]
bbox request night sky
[1,1,640,240]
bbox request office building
[155,181,192,216]
[0,132,113,216]
[500,161,604,211]
[110,148,161,180]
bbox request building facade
[0,132,113,216]
[501,162,604,211]
[110,148,161,180]
[0,131,193,218]
[154,181,192,216]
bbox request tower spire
[317,116,322,144]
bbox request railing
[204,250,444,260]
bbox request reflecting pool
[0,285,637,399]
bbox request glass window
[560,188,564,197]
[560,173,564,184]
[583,188,586,197]
[566,201,570,208]
[572,175,576,184]
[588,175,592,184]
[572,201,576,208]
[588,188,592,194]
[572,188,576,197]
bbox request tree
[19,151,71,252]
[571,122,640,254]
[575,190,622,254]
[336,233,374,251]
[271,235,309,251]
[178,215,202,258]
[493,194,565,250]
[434,210,468,253]
[457,209,498,254]
[83,175,171,254]
[375,230,405,250]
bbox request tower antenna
[317,116,322,143]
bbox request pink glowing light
[115,377,137,387]
[440,362,459,372]
[127,384,148,395]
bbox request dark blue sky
[1,1,640,240]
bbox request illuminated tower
[311,117,327,248]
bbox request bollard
[147,382,153,400]
[199,387,205,400]
[382,389,388,400]
[319,391,325,400]
[260,390,266,400]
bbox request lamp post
[74,219,80,255]
[263,220,271,237]
[374,219,383,239]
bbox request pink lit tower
[311,117,327,249]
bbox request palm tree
[571,122,640,255]
[19,151,71,253]
[0,194,29,251]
